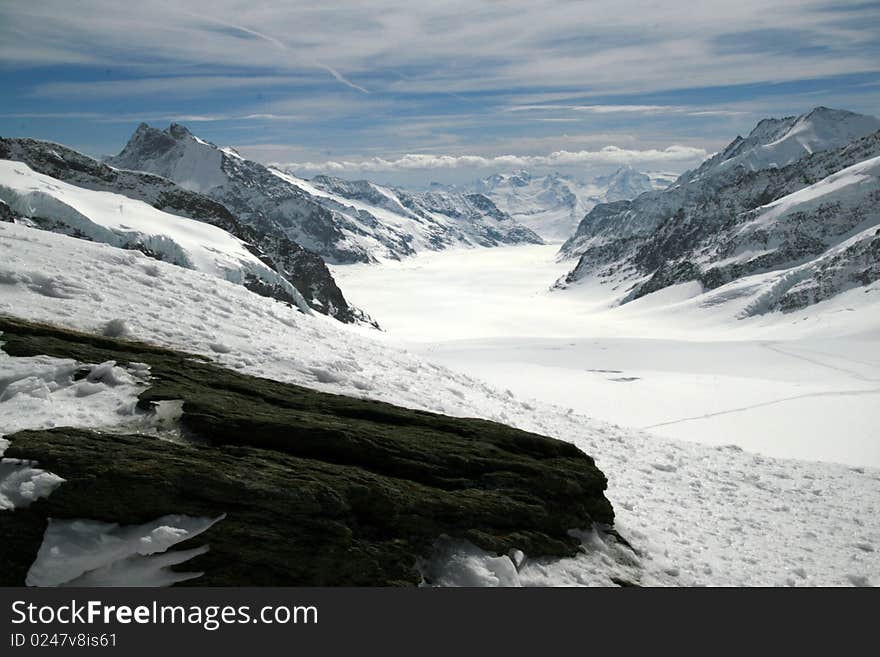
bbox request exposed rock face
[306,173,544,253]
[0,199,14,223]
[0,136,366,324]
[0,317,615,586]
[107,123,542,264]
[557,108,880,314]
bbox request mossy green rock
[0,317,613,586]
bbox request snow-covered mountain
[684,106,880,181]
[281,171,543,253]
[0,159,314,315]
[0,136,367,324]
[558,107,880,315]
[471,168,674,241]
[108,124,542,264]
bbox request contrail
[216,21,287,51]
[180,10,369,94]
[315,62,370,94]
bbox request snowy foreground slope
[1,223,878,586]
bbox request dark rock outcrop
[0,317,614,586]
[0,199,14,223]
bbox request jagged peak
[802,106,857,120]
[748,115,795,133]
[168,122,193,139]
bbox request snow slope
[2,222,878,586]
[0,159,311,314]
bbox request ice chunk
[0,459,64,510]
[26,513,226,587]
[422,539,522,587]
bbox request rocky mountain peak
[688,107,880,182]
[168,122,194,139]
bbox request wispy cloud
[314,63,370,94]
[0,111,303,123]
[29,76,309,99]
[178,11,370,94]
[3,1,877,95]
[507,104,678,114]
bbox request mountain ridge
[0,135,369,325]
[469,166,675,241]
[109,124,543,264]
[557,107,880,316]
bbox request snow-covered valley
[331,243,880,468]
[2,223,879,586]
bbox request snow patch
[421,538,522,587]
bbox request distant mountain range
[556,107,880,315]
[464,168,675,242]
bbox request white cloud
[278,144,708,172]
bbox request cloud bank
[279,145,708,173]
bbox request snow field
[332,244,880,467]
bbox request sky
[1,0,879,186]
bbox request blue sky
[1,0,879,186]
